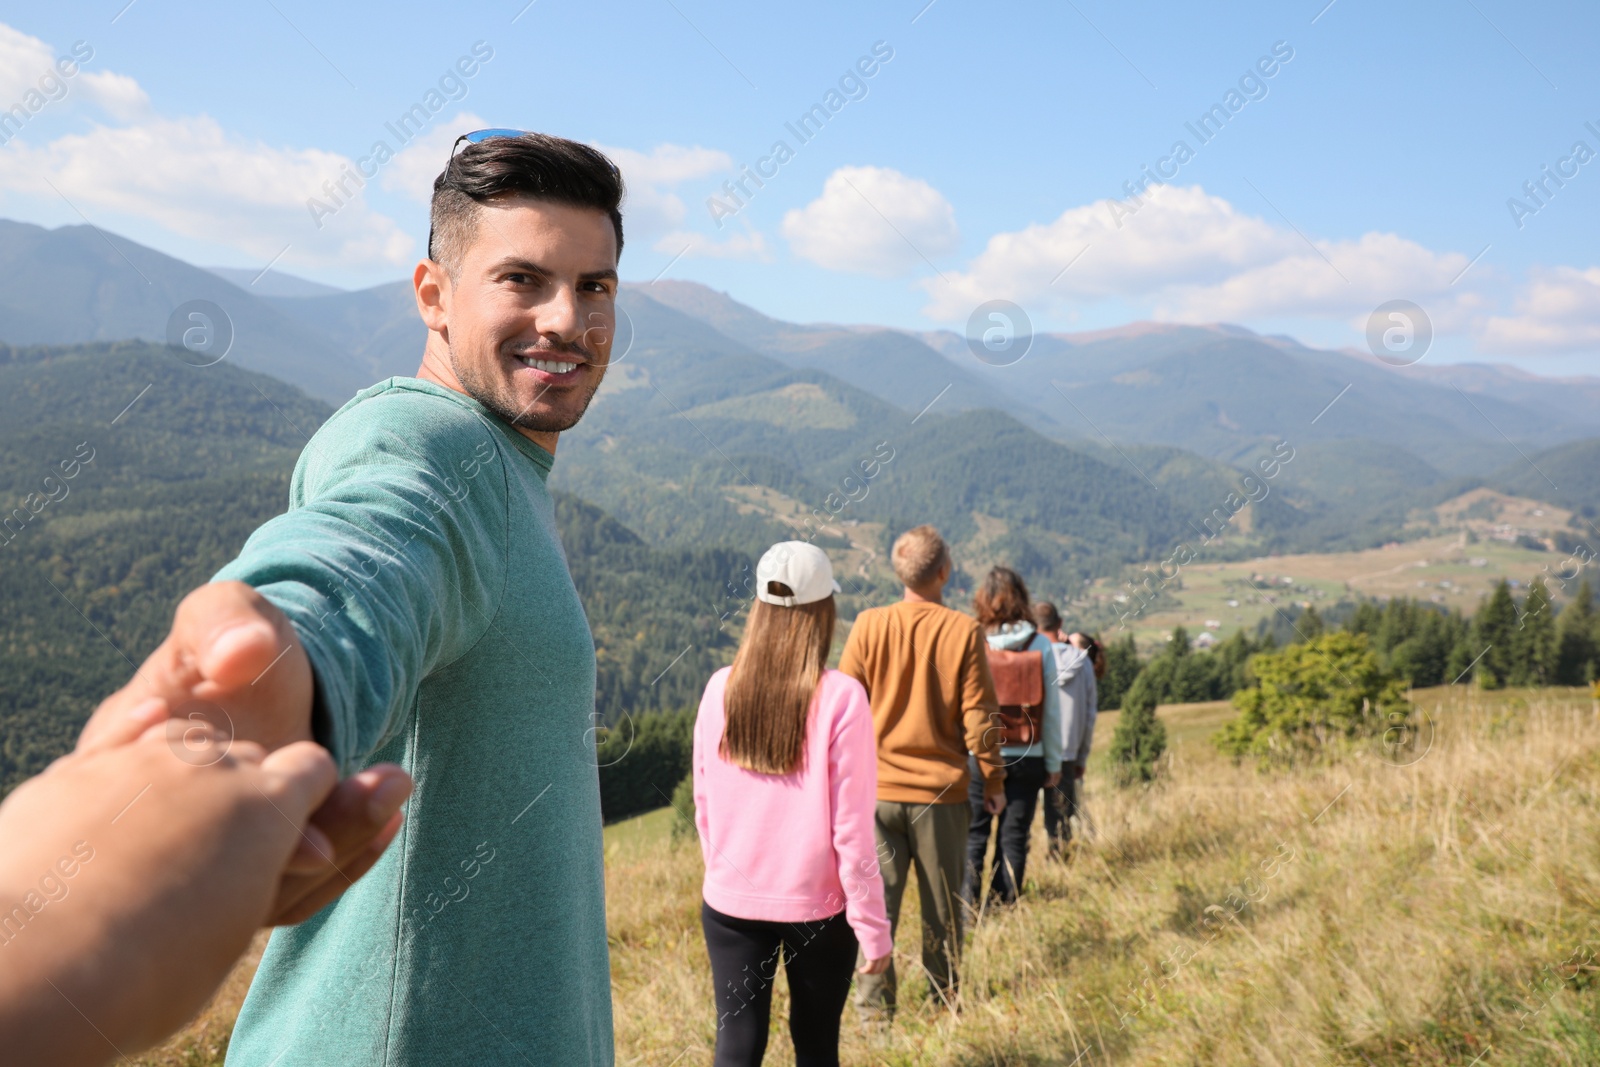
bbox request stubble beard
[450,339,605,434]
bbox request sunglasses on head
[452,127,530,156]
[426,129,529,260]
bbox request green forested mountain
[553,291,1309,601]
[1487,437,1600,520]
[0,340,327,795]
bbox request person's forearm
[1042,669,1063,774]
[964,715,1007,797]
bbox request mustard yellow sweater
[838,600,1007,804]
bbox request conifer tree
[1298,605,1325,639]
[1110,683,1167,784]
[1472,580,1518,689]
[1514,576,1557,686]
[1098,633,1142,710]
[1555,578,1597,685]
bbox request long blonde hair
[720,581,836,775]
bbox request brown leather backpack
[986,643,1044,745]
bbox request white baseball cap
[755,541,841,606]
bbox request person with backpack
[965,568,1062,907]
[693,541,892,1066]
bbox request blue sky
[2,0,1598,371]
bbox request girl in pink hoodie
[693,541,891,1066]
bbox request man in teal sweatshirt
[81,131,624,1065]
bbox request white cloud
[77,70,149,121]
[0,26,147,122]
[595,142,733,240]
[0,114,413,267]
[1481,267,1600,354]
[1159,230,1482,328]
[783,165,959,277]
[603,143,732,188]
[924,185,1291,318]
[0,20,412,269]
[0,23,62,105]
[380,111,488,202]
[922,183,1482,330]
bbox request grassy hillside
[604,686,1600,1065]
[135,685,1600,1065]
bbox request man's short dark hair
[1032,601,1062,633]
[429,132,625,275]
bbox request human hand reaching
[76,581,412,924]
[78,581,314,754]
[0,710,404,1065]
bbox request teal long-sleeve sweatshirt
[219,378,613,1067]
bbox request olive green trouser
[855,799,968,1016]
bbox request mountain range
[2,214,1597,577]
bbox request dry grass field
[139,685,1600,1065]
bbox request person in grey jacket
[1033,603,1099,860]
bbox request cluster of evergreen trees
[1117,627,1275,710]
[1100,575,1600,724]
[1342,577,1599,690]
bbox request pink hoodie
[693,667,893,960]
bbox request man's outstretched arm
[80,399,511,920]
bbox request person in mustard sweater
[838,525,1008,1021]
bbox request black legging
[701,901,859,1066]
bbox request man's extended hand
[80,581,314,753]
[76,581,413,925]
[983,792,1006,815]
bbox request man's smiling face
[417,195,618,450]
